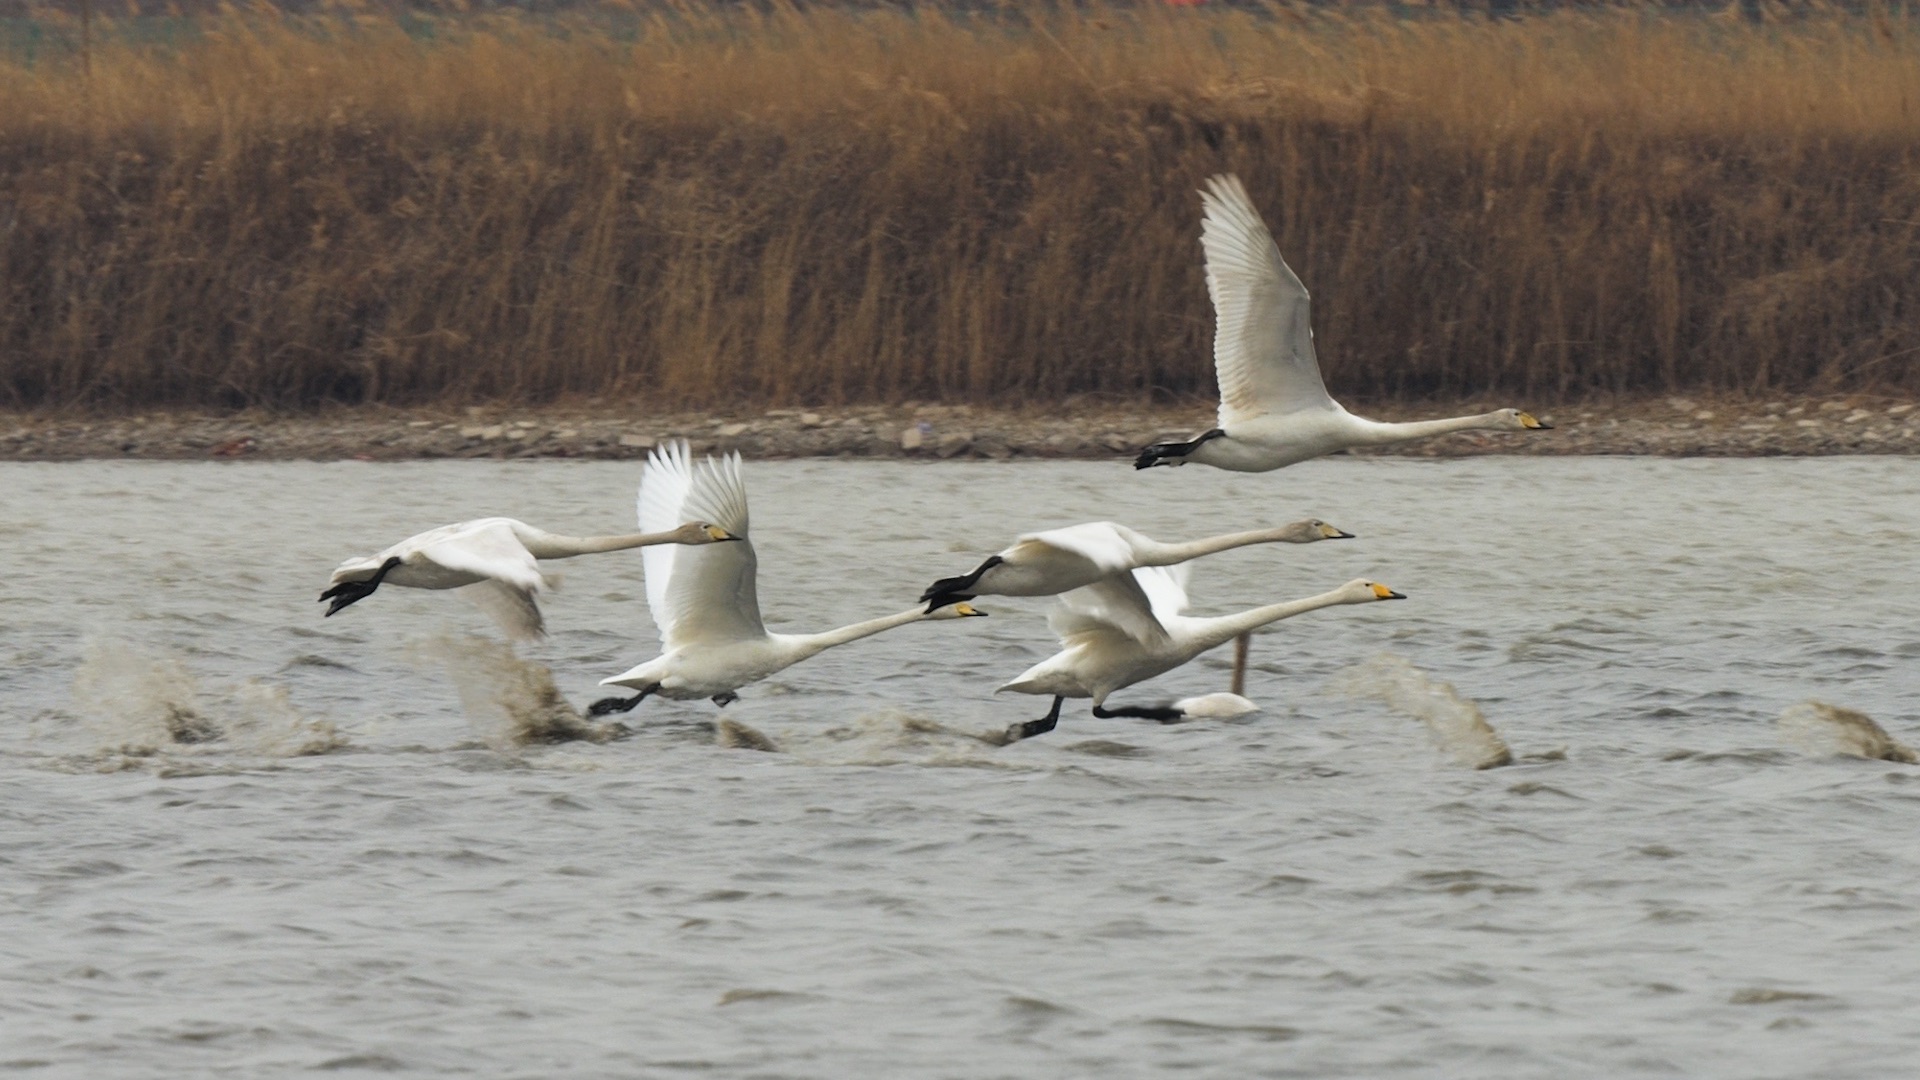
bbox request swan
[997,565,1403,742]
[1134,174,1550,472]
[919,518,1353,613]
[589,441,988,715]
[320,516,738,641]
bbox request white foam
[1336,654,1514,770]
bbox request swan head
[1500,409,1553,431]
[1343,578,1407,603]
[676,522,742,544]
[1283,518,1355,542]
[926,600,989,620]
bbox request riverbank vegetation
[1,2,1916,409]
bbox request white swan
[590,441,987,715]
[1135,174,1550,472]
[920,518,1352,616]
[997,565,1403,741]
[321,517,737,641]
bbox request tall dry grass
[1,3,1917,411]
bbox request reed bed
[1,2,1917,410]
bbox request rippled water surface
[4,457,1919,1078]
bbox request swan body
[321,516,736,641]
[1135,174,1549,472]
[920,517,1352,611]
[593,442,987,712]
[998,567,1403,740]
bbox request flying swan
[320,516,738,641]
[997,564,1403,742]
[590,441,987,715]
[1135,174,1550,472]
[919,518,1353,614]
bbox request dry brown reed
[1,2,1917,411]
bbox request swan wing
[638,442,763,649]
[1132,564,1192,621]
[1200,174,1333,426]
[1010,521,1142,576]
[458,578,546,641]
[416,519,545,593]
[1051,570,1170,648]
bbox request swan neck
[1357,412,1503,446]
[1143,527,1303,564]
[1195,590,1350,652]
[521,531,663,559]
[786,607,926,660]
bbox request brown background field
[1,2,1917,411]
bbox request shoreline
[3,396,1918,463]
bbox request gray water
[3,457,1918,1078]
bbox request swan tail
[919,555,1004,612]
[1132,428,1225,470]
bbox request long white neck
[780,607,928,664]
[516,529,682,560]
[1187,588,1359,654]
[1352,411,1509,447]
[1136,526,1311,566]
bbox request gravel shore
[4,396,1918,463]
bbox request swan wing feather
[1200,174,1333,426]
[416,519,546,593]
[1051,570,1170,648]
[638,442,763,649]
[1012,521,1143,575]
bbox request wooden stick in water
[1231,632,1249,696]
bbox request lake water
[3,456,1918,1078]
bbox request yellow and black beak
[1371,583,1407,600]
[1320,522,1356,539]
[706,525,742,542]
[1519,412,1553,430]
[952,602,988,618]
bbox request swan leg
[319,556,403,617]
[920,555,1004,612]
[1133,428,1225,470]
[1092,702,1185,724]
[588,683,658,716]
[1005,696,1064,743]
[711,691,738,708]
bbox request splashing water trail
[1337,654,1514,769]
[1778,701,1917,764]
[414,634,626,749]
[70,638,345,759]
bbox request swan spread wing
[638,442,764,649]
[1132,564,1192,622]
[1200,174,1333,427]
[1052,569,1170,648]
[416,519,546,593]
[1013,521,1141,576]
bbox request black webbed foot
[589,684,657,716]
[1133,428,1226,470]
[920,556,1003,612]
[319,556,402,617]
[1092,702,1185,723]
[711,691,738,708]
[1003,696,1064,743]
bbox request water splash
[1336,654,1514,769]
[70,638,346,760]
[413,634,627,749]
[1778,701,1917,763]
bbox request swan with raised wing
[920,517,1352,613]
[321,516,737,641]
[591,441,987,715]
[997,564,1403,742]
[1135,174,1550,472]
